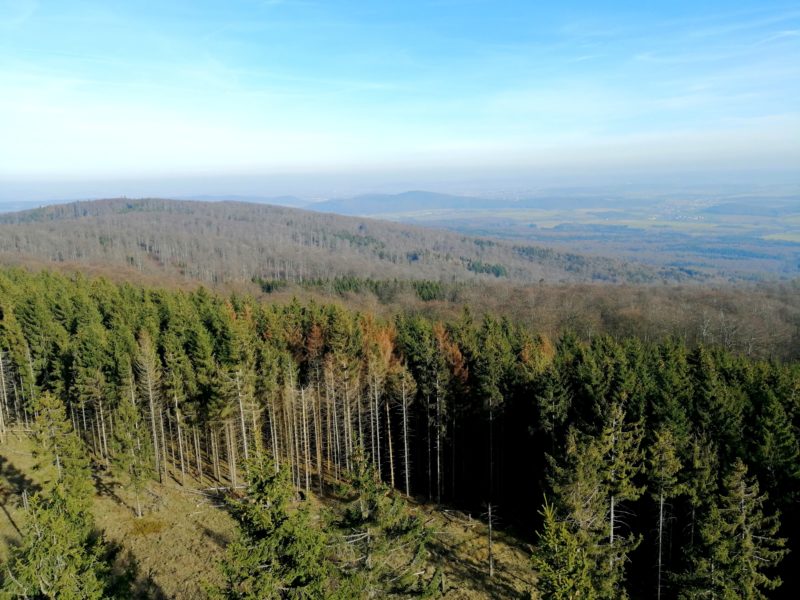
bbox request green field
[382,200,800,280]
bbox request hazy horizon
[2,171,799,208]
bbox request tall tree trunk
[92,416,100,458]
[436,376,442,503]
[313,387,323,494]
[488,502,494,579]
[356,385,364,452]
[343,379,352,471]
[283,392,293,482]
[427,396,432,501]
[386,400,395,489]
[284,391,294,486]
[129,371,142,452]
[288,389,301,488]
[251,402,261,459]
[610,493,616,573]
[369,378,376,467]
[236,370,249,462]
[268,394,279,471]
[0,350,8,441]
[402,378,411,497]
[12,380,21,429]
[227,420,237,488]
[657,492,664,600]
[25,347,36,406]
[194,427,203,483]
[324,376,334,481]
[293,392,302,489]
[159,410,168,482]
[331,375,341,480]
[146,374,161,483]
[210,426,220,482]
[301,388,310,493]
[20,375,30,429]
[80,401,88,443]
[374,377,382,480]
[174,394,186,485]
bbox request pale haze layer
[1,0,798,201]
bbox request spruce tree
[30,392,93,504]
[682,435,719,553]
[651,339,692,452]
[548,429,607,598]
[599,402,644,597]
[3,392,131,598]
[532,499,596,600]
[550,409,643,600]
[690,348,744,462]
[537,365,573,453]
[648,427,683,600]
[1,487,110,599]
[682,459,787,599]
[214,456,332,599]
[111,391,153,517]
[135,331,164,483]
[751,384,799,494]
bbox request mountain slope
[0,198,681,286]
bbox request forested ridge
[0,267,798,598]
[3,199,799,365]
[0,198,706,285]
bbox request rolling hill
[0,198,686,286]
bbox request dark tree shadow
[2,533,21,550]
[91,470,127,507]
[108,542,170,599]
[0,454,42,536]
[201,524,231,549]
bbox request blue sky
[0,0,798,196]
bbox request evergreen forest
[1,266,798,598]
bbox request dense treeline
[255,276,800,362]
[255,275,459,303]
[1,267,798,598]
[3,200,799,362]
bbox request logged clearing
[0,433,534,599]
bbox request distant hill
[0,198,686,286]
[311,190,662,216]
[179,194,309,208]
[312,190,506,215]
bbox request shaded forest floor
[0,433,535,599]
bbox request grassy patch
[130,517,168,536]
